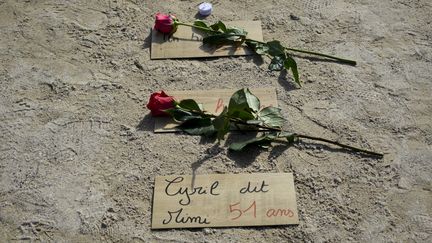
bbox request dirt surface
[1,0,431,242]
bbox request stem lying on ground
[176,22,220,33]
[245,38,356,65]
[175,22,356,65]
[178,107,383,157]
[294,134,383,157]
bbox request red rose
[146,91,175,116]
[154,13,177,34]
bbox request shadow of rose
[136,113,154,132]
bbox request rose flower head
[154,13,177,34]
[146,91,176,116]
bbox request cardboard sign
[151,21,263,59]
[151,173,299,229]
[154,88,278,132]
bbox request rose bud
[146,91,176,116]
[154,13,177,34]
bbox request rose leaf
[178,99,202,112]
[268,55,285,71]
[165,108,201,122]
[228,135,272,151]
[178,118,216,136]
[284,56,301,86]
[257,107,285,128]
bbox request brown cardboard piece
[151,21,263,59]
[151,173,299,229]
[154,88,278,132]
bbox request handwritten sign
[151,173,299,229]
[154,88,278,132]
[151,21,263,59]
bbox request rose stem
[293,134,383,158]
[245,39,357,66]
[284,47,357,66]
[181,109,382,157]
[177,22,356,65]
[232,119,382,157]
[175,22,219,33]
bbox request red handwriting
[229,201,257,220]
[228,201,294,220]
[266,208,294,218]
[215,98,224,113]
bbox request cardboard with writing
[151,173,299,229]
[151,21,263,59]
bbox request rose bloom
[146,91,175,116]
[154,13,177,34]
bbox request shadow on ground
[136,114,154,132]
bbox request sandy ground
[1,0,431,242]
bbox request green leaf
[210,21,227,32]
[246,120,262,125]
[227,88,261,120]
[245,40,257,48]
[225,27,248,36]
[284,56,301,86]
[203,26,247,45]
[266,40,285,56]
[245,90,261,113]
[203,33,245,45]
[278,131,293,137]
[246,40,272,55]
[194,20,209,29]
[269,55,285,71]
[230,88,261,112]
[255,43,269,55]
[165,108,200,122]
[212,107,230,140]
[229,135,272,151]
[257,106,285,128]
[178,118,215,136]
[193,20,214,34]
[232,110,255,121]
[245,40,260,52]
[277,132,298,143]
[178,99,202,112]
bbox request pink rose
[154,13,177,34]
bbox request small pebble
[397,177,411,190]
[290,14,300,20]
